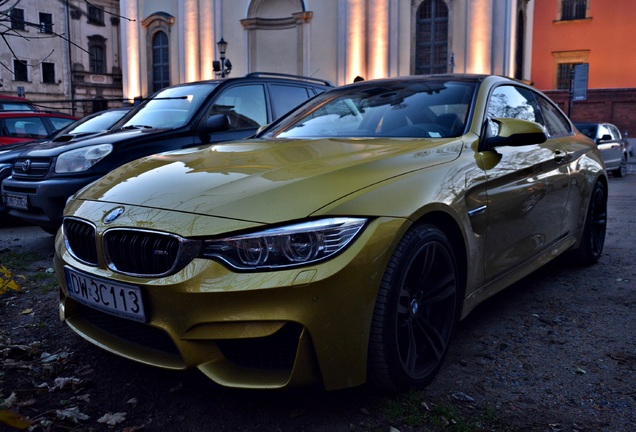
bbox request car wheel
[368,224,459,392]
[571,180,607,266]
[612,155,627,178]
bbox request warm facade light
[467,0,491,74]
[184,0,199,82]
[121,0,140,102]
[368,0,388,79]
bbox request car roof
[0,111,76,119]
[160,72,334,90]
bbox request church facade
[119,0,533,101]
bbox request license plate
[64,267,146,323]
[4,193,28,210]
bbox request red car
[0,95,40,111]
[0,111,77,146]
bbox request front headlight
[201,217,367,270]
[55,144,113,173]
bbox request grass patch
[0,251,57,294]
[380,390,528,432]
[0,250,47,272]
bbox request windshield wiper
[119,125,154,130]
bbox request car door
[205,84,268,142]
[480,84,572,281]
[596,123,622,170]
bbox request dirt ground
[1,169,635,432]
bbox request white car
[575,122,628,177]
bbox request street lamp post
[213,37,232,78]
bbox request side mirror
[482,117,548,150]
[598,134,612,143]
[206,114,230,133]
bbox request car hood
[76,138,462,224]
[0,140,45,162]
[20,128,162,157]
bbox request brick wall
[544,89,636,139]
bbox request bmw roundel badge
[104,207,125,224]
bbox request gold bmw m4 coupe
[55,74,608,391]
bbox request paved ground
[1,161,635,432]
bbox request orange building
[531,0,636,134]
[531,0,636,90]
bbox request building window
[42,63,55,83]
[92,98,108,113]
[39,12,53,34]
[415,0,449,75]
[88,5,105,25]
[10,8,26,31]
[152,31,170,92]
[13,60,28,81]
[561,0,587,20]
[88,35,107,74]
[556,62,583,90]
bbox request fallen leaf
[1,392,17,408]
[41,352,70,363]
[0,265,24,295]
[452,391,475,402]
[98,412,127,425]
[50,377,82,391]
[56,406,89,423]
[75,394,91,403]
[0,409,32,429]
[20,309,33,315]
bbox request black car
[1,73,333,233]
[0,108,131,220]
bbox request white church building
[119,0,534,102]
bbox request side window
[608,124,621,140]
[9,118,48,138]
[596,124,611,140]
[269,84,312,119]
[535,94,572,137]
[209,85,267,130]
[487,85,540,123]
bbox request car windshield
[121,83,218,129]
[268,80,477,139]
[53,109,129,137]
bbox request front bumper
[2,175,99,228]
[55,215,408,390]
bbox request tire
[368,224,460,392]
[571,180,607,266]
[612,155,627,178]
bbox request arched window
[152,31,170,92]
[415,0,449,75]
[142,12,174,95]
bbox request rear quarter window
[534,94,572,137]
[269,84,313,119]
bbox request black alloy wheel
[368,224,459,391]
[573,180,607,266]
